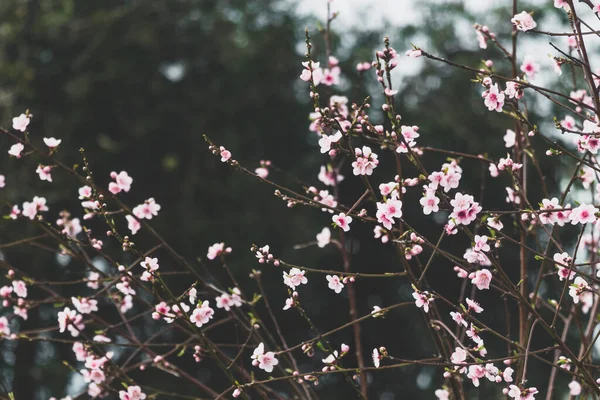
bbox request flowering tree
[4,0,600,399]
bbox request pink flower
[554,252,575,281]
[258,350,279,373]
[505,81,523,99]
[109,171,133,193]
[283,268,308,289]
[316,227,331,248]
[132,198,161,220]
[57,307,85,337]
[554,0,569,10]
[8,143,24,158]
[43,137,62,148]
[450,311,468,327]
[520,55,540,79]
[483,83,505,112]
[405,49,422,58]
[471,269,492,290]
[569,203,598,224]
[412,290,431,313]
[119,386,146,400]
[318,131,343,153]
[12,113,30,132]
[220,146,231,162]
[190,301,214,327]
[12,280,27,298]
[0,175,4,189]
[451,347,467,364]
[435,389,450,400]
[568,381,582,396]
[508,385,538,400]
[511,11,537,32]
[326,274,344,294]
[71,297,98,314]
[141,257,159,272]
[126,215,141,235]
[466,298,484,313]
[332,213,352,232]
[0,316,10,336]
[352,146,379,175]
[420,188,439,215]
[36,165,53,182]
[376,199,403,229]
[207,242,231,259]
[504,129,516,148]
[569,276,590,304]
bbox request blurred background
[0,0,586,398]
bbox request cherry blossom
[43,137,62,148]
[219,146,231,162]
[0,316,10,336]
[504,129,516,148]
[12,280,27,298]
[569,277,590,304]
[126,215,141,235]
[376,199,403,229]
[318,131,343,154]
[251,342,279,373]
[190,301,214,328]
[57,307,85,337]
[520,56,540,79]
[36,164,53,182]
[332,213,352,232]
[0,175,4,188]
[505,81,524,99]
[511,11,537,32]
[12,113,30,132]
[326,274,344,294]
[466,298,484,313]
[207,242,231,260]
[318,165,344,186]
[71,297,98,314]
[283,268,308,289]
[450,347,467,364]
[412,289,432,313]
[119,386,146,400]
[405,49,422,58]
[352,146,379,175]
[471,269,492,290]
[8,143,24,158]
[435,389,450,400]
[483,83,505,112]
[316,227,331,248]
[108,171,133,194]
[568,381,582,396]
[450,311,468,327]
[569,203,598,225]
[132,198,161,220]
[372,348,382,368]
[553,252,575,281]
[420,188,440,215]
[508,385,538,400]
[216,293,242,311]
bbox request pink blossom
[376,199,403,229]
[520,55,540,79]
[283,268,308,289]
[0,317,10,336]
[43,137,62,148]
[483,83,505,112]
[569,203,598,224]
[466,298,484,313]
[141,257,159,272]
[471,269,492,290]
[467,364,486,387]
[109,171,133,193]
[12,113,30,132]
[326,274,344,294]
[318,165,344,186]
[372,348,381,368]
[435,389,450,400]
[0,175,4,188]
[405,49,422,58]
[36,165,53,182]
[207,242,227,260]
[352,146,379,175]
[71,297,98,314]
[504,129,516,148]
[554,252,575,281]
[420,189,440,215]
[568,381,582,396]
[508,385,538,400]
[511,11,537,32]
[132,198,161,220]
[450,311,468,327]
[57,307,85,337]
[190,301,214,327]
[12,280,27,298]
[87,272,100,289]
[332,213,352,232]
[570,276,590,304]
[126,215,141,235]
[318,131,342,153]
[8,143,24,158]
[450,347,467,364]
[316,227,331,248]
[412,290,431,313]
[220,146,231,162]
[356,62,371,72]
[505,81,524,99]
[283,297,294,310]
[119,386,146,400]
[554,0,569,10]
